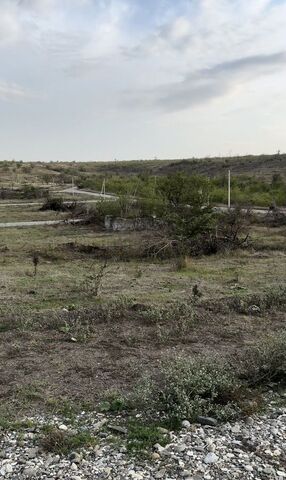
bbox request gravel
[1,403,286,479]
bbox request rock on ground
[0,404,286,479]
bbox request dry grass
[0,224,286,313]
[0,221,285,419]
[0,205,68,222]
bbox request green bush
[40,197,65,211]
[136,357,240,425]
[127,422,168,455]
[99,390,127,413]
[21,185,47,199]
[87,198,133,225]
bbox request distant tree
[157,173,210,207]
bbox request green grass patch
[126,421,168,456]
[41,428,96,455]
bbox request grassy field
[0,219,285,418]
[0,205,69,223]
[1,224,286,309]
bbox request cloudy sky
[0,0,286,161]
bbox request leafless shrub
[31,252,39,276]
[82,260,108,297]
[264,209,286,227]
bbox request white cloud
[17,0,57,11]
[1,0,286,159]
[0,81,30,100]
[0,3,21,46]
[157,52,286,111]
[16,0,89,12]
[117,0,286,112]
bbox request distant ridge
[92,153,286,180]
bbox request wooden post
[228,170,231,209]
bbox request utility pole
[228,169,231,209]
[72,176,75,198]
[101,178,106,199]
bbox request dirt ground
[0,222,286,414]
[0,307,285,407]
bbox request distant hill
[93,154,286,180]
[1,154,286,187]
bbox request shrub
[149,208,250,258]
[165,204,216,245]
[99,390,127,413]
[82,261,108,297]
[229,286,286,314]
[140,301,196,342]
[136,357,240,425]
[239,331,286,386]
[21,185,47,199]
[263,210,286,227]
[216,208,250,246]
[41,428,96,455]
[86,199,123,225]
[40,197,65,211]
[58,316,92,343]
[261,286,286,310]
[157,173,210,207]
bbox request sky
[0,0,286,162]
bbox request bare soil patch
[0,300,285,412]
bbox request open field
[0,220,285,414]
[0,194,286,480]
[0,205,69,223]
[0,172,285,474]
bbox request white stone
[204,452,219,464]
[182,420,191,429]
[59,424,68,431]
[245,465,253,472]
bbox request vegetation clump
[229,286,286,314]
[239,331,286,386]
[140,301,196,342]
[152,358,240,425]
[129,357,240,427]
[40,197,66,211]
[85,174,251,258]
[126,422,168,455]
[78,169,286,208]
[128,331,286,425]
[41,428,96,455]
